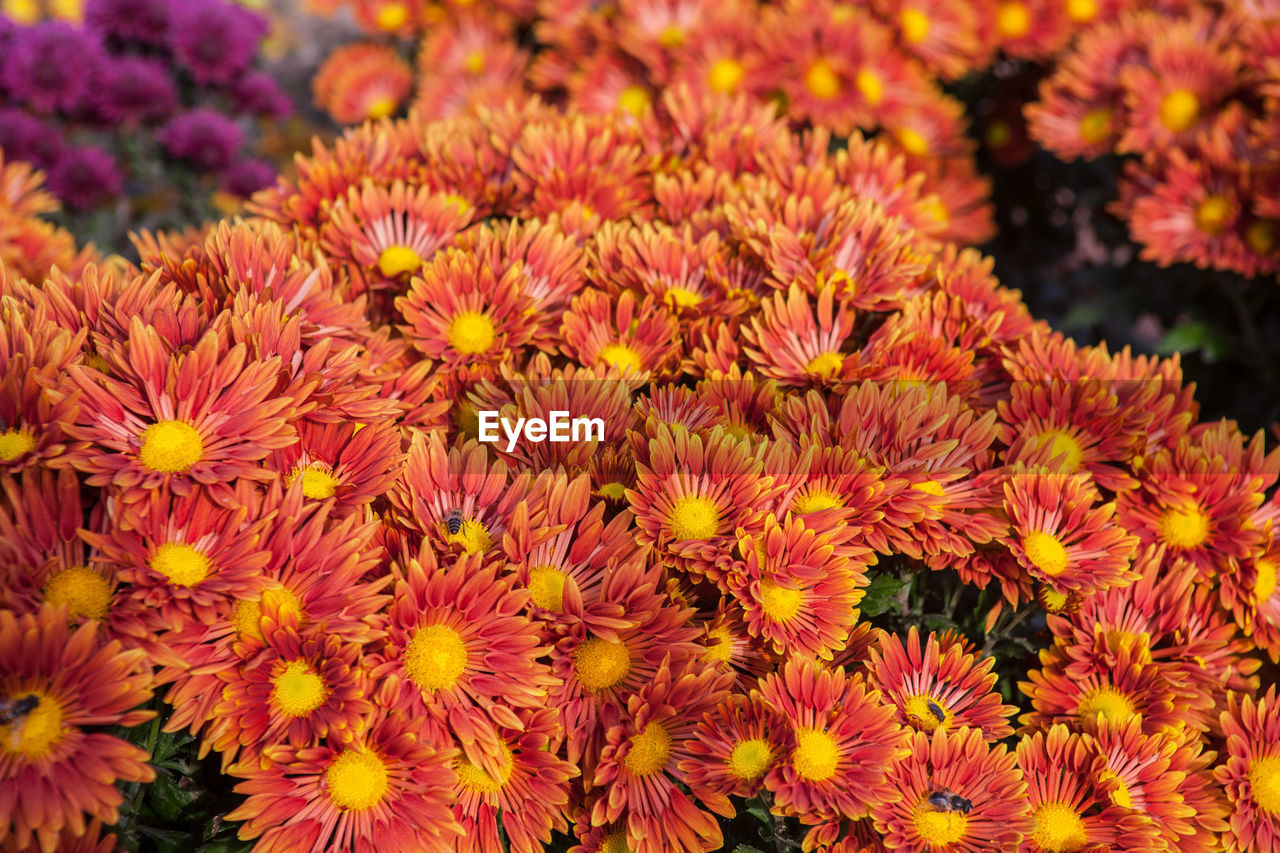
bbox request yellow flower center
[1249,755,1280,815]
[325,750,389,811]
[793,727,840,782]
[669,495,720,540]
[377,245,423,278]
[602,830,632,853]
[915,479,947,499]
[233,586,303,642]
[527,564,569,612]
[3,0,41,25]
[1031,802,1088,852]
[922,196,950,225]
[1098,769,1133,809]
[1247,221,1276,255]
[855,69,883,105]
[375,1,409,29]
[1037,429,1084,471]
[903,694,948,733]
[1066,0,1097,23]
[1195,196,1232,236]
[463,50,485,74]
[1077,686,1136,723]
[618,85,651,116]
[794,489,844,514]
[444,517,492,555]
[1256,558,1278,605]
[599,482,627,502]
[700,625,734,663]
[1023,531,1069,577]
[658,24,684,47]
[1158,503,1210,549]
[43,566,111,621]
[598,343,644,374]
[286,463,341,499]
[0,693,62,758]
[804,58,841,99]
[1159,89,1200,133]
[447,310,496,355]
[806,351,845,379]
[1079,108,1113,145]
[759,577,803,622]
[913,801,970,846]
[997,1,1031,38]
[708,57,745,94]
[404,624,469,691]
[900,7,929,43]
[138,420,203,474]
[575,637,631,690]
[897,127,930,156]
[624,721,672,777]
[365,96,398,121]
[987,120,1012,147]
[1040,587,1070,612]
[664,286,702,309]
[455,741,514,794]
[728,738,773,780]
[0,428,35,461]
[149,542,212,587]
[271,660,328,717]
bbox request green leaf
[732,847,767,853]
[147,770,196,823]
[744,801,771,826]
[1156,322,1230,363]
[860,572,908,618]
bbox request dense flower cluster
[305,0,1017,246]
[0,0,289,212]
[1025,4,1280,276]
[2,91,1278,852]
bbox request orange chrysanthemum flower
[447,708,578,853]
[760,658,910,825]
[1216,686,1280,853]
[375,552,557,754]
[681,692,786,803]
[203,622,375,771]
[1000,470,1139,597]
[727,513,869,660]
[319,179,474,299]
[871,727,1030,852]
[1016,724,1159,853]
[396,246,538,369]
[743,284,859,387]
[590,661,733,853]
[0,605,156,853]
[313,44,414,124]
[1019,638,1183,736]
[560,288,681,379]
[867,627,1017,742]
[549,560,700,769]
[628,422,780,584]
[228,711,463,853]
[57,326,297,504]
[265,419,404,515]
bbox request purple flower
[97,56,178,124]
[168,0,267,86]
[84,0,171,45]
[222,158,276,198]
[159,108,244,172]
[229,71,293,118]
[48,145,123,210]
[1,22,102,114]
[0,109,65,169]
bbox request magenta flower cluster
[0,0,289,211]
